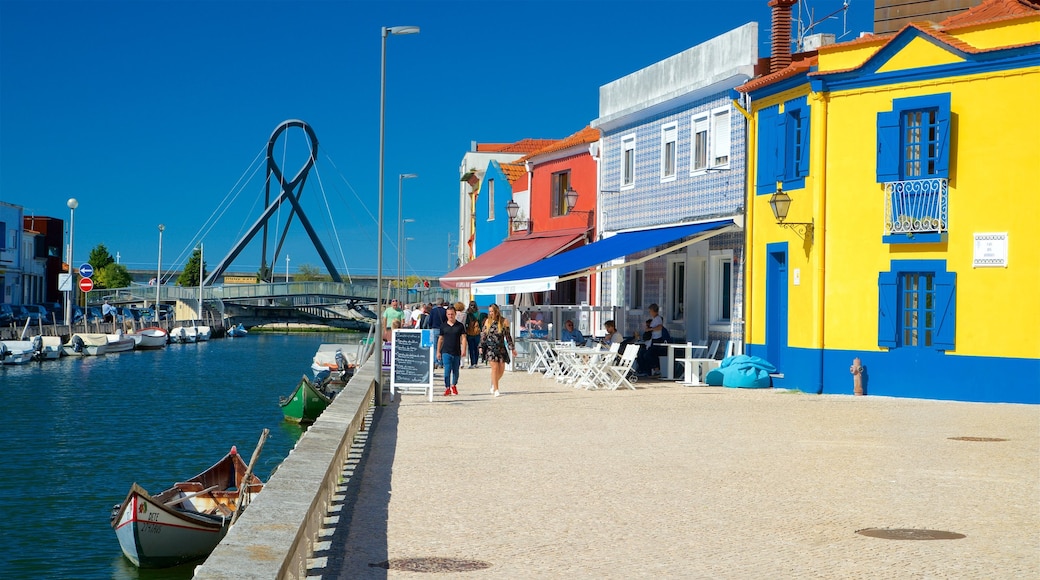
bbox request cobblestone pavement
[314,367,1039,579]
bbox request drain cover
[948,436,1007,442]
[856,528,965,540]
[369,557,492,572]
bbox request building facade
[739,0,1040,403]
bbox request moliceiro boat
[110,430,268,568]
[280,375,336,424]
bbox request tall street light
[403,236,414,293]
[377,24,420,366]
[397,173,417,293]
[156,224,164,323]
[64,198,78,326]
[398,216,415,289]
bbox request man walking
[436,305,467,396]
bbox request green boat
[279,375,334,424]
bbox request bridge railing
[90,281,381,304]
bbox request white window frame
[487,178,495,221]
[631,264,644,310]
[710,106,731,169]
[691,113,709,174]
[660,122,678,182]
[621,133,636,190]
[666,256,685,323]
[707,250,734,329]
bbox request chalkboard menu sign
[390,329,434,402]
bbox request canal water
[0,332,365,579]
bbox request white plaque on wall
[973,232,1008,268]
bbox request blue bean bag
[713,355,776,389]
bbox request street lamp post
[403,236,414,292]
[64,198,78,326]
[156,224,164,323]
[377,24,420,402]
[286,254,290,283]
[399,217,415,288]
[397,173,417,292]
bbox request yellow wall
[952,18,1040,49]
[822,67,1040,358]
[816,39,885,74]
[748,16,1040,360]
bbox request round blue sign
[79,263,94,278]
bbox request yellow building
[737,0,1040,402]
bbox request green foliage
[95,262,132,289]
[86,244,115,272]
[256,264,271,283]
[295,263,331,282]
[177,247,207,287]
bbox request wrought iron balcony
[884,178,948,235]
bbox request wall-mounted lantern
[505,199,531,232]
[768,186,814,241]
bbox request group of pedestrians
[383,298,515,398]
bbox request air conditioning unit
[803,33,836,51]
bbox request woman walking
[479,304,516,397]
[464,301,484,369]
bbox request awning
[439,228,587,289]
[471,218,740,295]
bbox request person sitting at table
[601,320,623,345]
[560,319,584,344]
[637,304,667,376]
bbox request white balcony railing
[884,178,948,235]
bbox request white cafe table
[661,343,706,380]
[555,345,612,389]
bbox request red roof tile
[499,162,526,185]
[518,126,600,162]
[476,139,559,154]
[941,0,1040,28]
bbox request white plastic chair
[606,344,639,390]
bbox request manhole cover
[856,528,966,540]
[948,436,1007,442]
[369,557,492,572]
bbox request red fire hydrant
[850,357,864,396]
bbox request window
[692,114,709,172]
[668,259,685,321]
[876,93,951,183]
[621,134,636,188]
[709,251,733,324]
[755,97,811,194]
[661,123,677,181]
[487,178,495,221]
[551,171,570,217]
[632,266,644,309]
[878,260,956,350]
[711,106,731,167]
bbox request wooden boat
[110,432,267,568]
[279,375,335,424]
[63,333,110,356]
[131,327,169,349]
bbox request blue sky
[0,0,872,280]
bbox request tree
[177,247,207,287]
[95,262,132,289]
[295,263,331,282]
[84,244,117,289]
[256,264,271,283]
[87,244,115,273]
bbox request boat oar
[230,428,269,526]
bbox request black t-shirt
[438,321,466,356]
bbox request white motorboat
[64,333,111,356]
[0,340,35,364]
[169,326,198,344]
[131,327,168,349]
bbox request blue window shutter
[0,222,5,250]
[933,270,957,350]
[934,96,952,178]
[876,110,900,183]
[756,107,777,194]
[797,106,811,178]
[775,112,788,182]
[878,271,898,347]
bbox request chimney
[769,0,798,73]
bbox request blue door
[765,243,788,371]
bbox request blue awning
[472,218,739,295]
